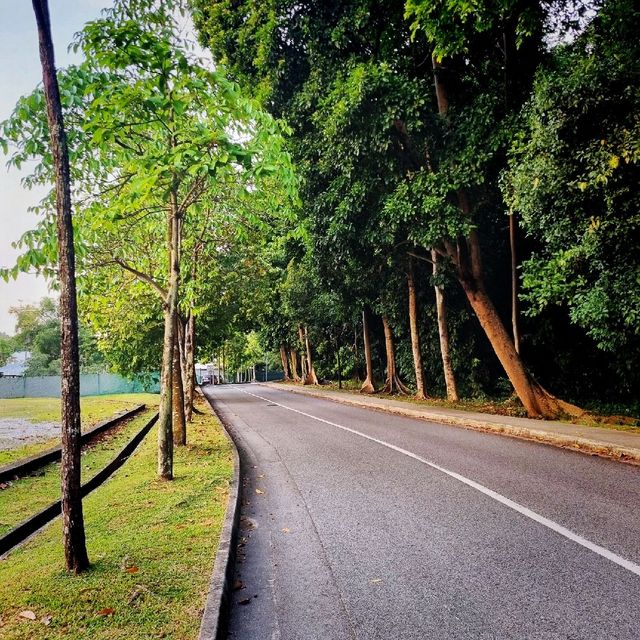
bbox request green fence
[0,373,159,399]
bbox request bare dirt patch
[0,418,60,451]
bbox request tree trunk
[297,327,309,381]
[290,349,301,382]
[303,326,319,385]
[183,312,195,421]
[381,316,411,395]
[461,276,582,418]
[32,0,89,574]
[360,308,375,393]
[509,209,521,354]
[178,317,187,386]
[172,330,186,446]
[157,192,180,479]
[432,250,459,402]
[176,315,191,418]
[407,257,427,400]
[432,55,580,419]
[353,326,362,382]
[280,344,291,380]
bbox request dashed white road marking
[237,387,640,579]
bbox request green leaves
[506,0,640,350]
[0,0,299,378]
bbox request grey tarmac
[203,383,640,640]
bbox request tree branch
[113,259,167,301]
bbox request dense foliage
[507,0,640,353]
[7,298,104,375]
[2,0,639,420]
[192,0,640,413]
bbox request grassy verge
[0,409,158,535]
[0,398,232,639]
[0,394,160,467]
[286,381,640,432]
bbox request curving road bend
[203,383,640,640]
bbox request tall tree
[407,256,427,399]
[399,0,588,418]
[31,0,89,573]
[4,0,297,480]
[431,251,459,401]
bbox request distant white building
[195,361,222,384]
[0,351,31,377]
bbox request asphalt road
[203,383,640,640]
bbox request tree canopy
[2,0,639,428]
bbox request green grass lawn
[0,398,232,639]
[0,394,160,467]
[0,409,158,536]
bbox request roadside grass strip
[0,409,161,536]
[0,398,232,639]
[0,394,160,467]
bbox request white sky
[0,0,112,335]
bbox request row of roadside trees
[194,0,640,418]
[3,0,639,572]
[2,0,298,571]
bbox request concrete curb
[198,390,242,640]
[265,384,640,466]
[0,411,158,557]
[0,403,146,483]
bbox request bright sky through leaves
[0,0,112,334]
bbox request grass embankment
[0,394,160,466]
[0,398,232,639]
[0,409,157,535]
[302,381,640,432]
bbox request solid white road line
[237,387,640,579]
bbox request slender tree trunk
[157,193,180,479]
[176,314,191,417]
[183,312,195,420]
[297,326,309,381]
[360,308,375,393]
[32,0,88,574]
[381,316,411,395]
[303,326,319,385]
[280,344,291,380]
[177,315,187,388]
[432,250,459,402]
[172,330,186,446]
[290,349,301,382]
[503,25,520,355]
[509,209,520,354]
[407,257,427,400]
[353,326,362,382]
[336,343,342,389]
